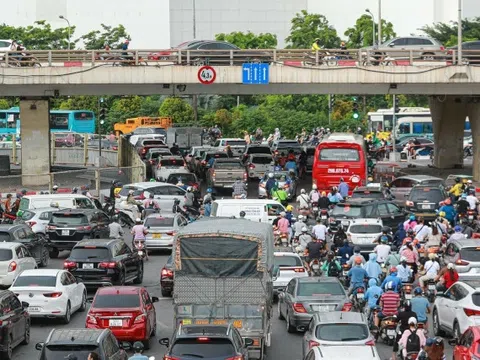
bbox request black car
[159,324,253,360]
[329,198,405,230]
[46,209,111,258]
[0,224,49,267]
[36,328,128,360]
[160,255,174,297]
[448,41,480,64]
[405,185,447,221]
[64,238,143,287]
[0,290,30,360]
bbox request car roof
[95,286,141,295]
[75,238,118,247]
[214,158,242,163]
[353,186,382,192]
[125,182,175,189]
[19,269,61,276]
[296,276,340,283]
[23,194,90,199]
[47,328,107,345]
[396,175,443,181]
[274,252,301,257]
[0,242,22,249]
[313,311,366,323]
[145,213,177,220]
[451,238,480,248]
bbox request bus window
[319,149,359,161]
[73,112,94,120]
[412,122,423,134]
[7,114,18,129]
[50,114,69,130]
[399,123,410,134]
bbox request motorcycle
[319,208,329,222]
[426,279,437,303]
[2,212,16,224]
[417,322,428,336]
[400,283,413,306]
[352,286,366,312]
[273,227,289,247]
[311,202,319,219]
[133,240,147,260]
[376,316,398,345]
[339,264,350,288]
[309,259,322,276]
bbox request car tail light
[357,288,364,293]
[149,160,154,165]
[201,160,207,166]
[134,313,146,324]
[63,261,77,269]
[225,356,244,360]
[44,292,62,298]
[27,221,36,228]
[243,172,247,181]
[293,303,307,313]
[406,200,414,207]
[99,262,117,269]
[365,339,375,346]
[294,267,305,273]
[464,308,480,316]
[212,171,216,179]
[47,225,57,230]
[76,226,92,231]
[440,46,445,51]
[456,258,470,266]
[161,268,173,278]
[342,302,353,311]
[308,340,320,349]
[141,148,146,154]
[86,315,97,324]
[8,261,17,272]
[249,164,255,169]
[166,231,176,236]
[164,356,180,360]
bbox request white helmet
[52,185,59,190]
[268,173,274,178]
[467,179,473,184]
[301,189,306,194]
[135,218,142,223]
[280,212,286,217]
[408,317,417,326]
[312,184,317,190]
[447,263,455,270]
[186,186,192,192]
[298,215,304,220]
[129,190,134,195]
[301,227,307,232]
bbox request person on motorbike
[439,198,456,226]
[232,177,247,199]
[411,287,430,325]
[328,186,343,204]
[347,246,366,266]
[285,157,297,176]
[184,186,196,208]
[364,253,382,283]
[172,198,189,218]
[423,337,446,360]
[425,225,443,250]
[143,193,160,211]
[292,214,306,242]
[128,341,149,360]
[305,236,324,272]
[318,191,331,209]
[435,263,459,292]
[448,225,467,242]
[271,185,288,206]
[3,194,12,215]
[265,173,277,196]
[309,184,320,204]
[375,226,393,244]
[419,253,440,292]
[277,212,289,238]
[322,251,341,277]
[296,189,310,210]
[397,257,413,283]
[338,177,349,198]
[108,215,124,239]
[297,227,312,252]
[398,317,426,359]
[466,189,479,211]
[375,281,400,327]
[392,302,418,360]
[458,217,475,237]
[381,267,403,293]
[385,245,401,268]
[347,257,369,295]
[364,278,383,317]
[413,217,431,242]
[298,150,308,179]
[170,143,180,156]
[312,218,327,242]
[449,177,464,201]
[286,169,297,197]
[203,188,214,204]
[337,240,354,265]
[404,215,418,231]
[131,218,148,261]
[374,236,391,264]
[401,240,419,275]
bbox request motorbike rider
[271,184,288,206]
[304,236,324,272]
[456,193,470,218]
[397,257,413,283]
[3,194,12,215]
[401,240,419,275]
[448,177,463,201]
[311,38,322,52]
[449,225,467,242]
[286,169,297,197]
[292,214,306,242]
[128,341,149,360]
[435,263,459,292]
[393,222,407,248]
[143,193,160,211]
[52,184,59,194]
[265,173,277,196]
[423,337,446,360]
[296,189,310,211]
[411,287,431,325]
[312,218,327,242]
[321,251,341,277]
[385,245,401,268]
[425,225,443,250]
[108,215,124,239]
[364,253,382,283]
[172,198,189,218]
[466,189,479,211]
[375,226,393,244]
[327,186,343,204]
[347,246,366,266]
[337,240,354,265]
[392,301,418,360]
[404,215,418,232]
[439,198,456,226]
[419,253,440,292]
[131,218,149,261]
[170,143,180,156]
[398,317,426,359]
[184,186,197,208]
[364,278,383,317]
[298,150,308,179]
[375,281,400,327]
[285,157,297,176]
[309,184,320,204]
[413,217,431,243]
[276,212,289,239]
[203,187,214,204]
[374,235,391,264]
[297,227,313,252]
[318,191,331,209]
[338,177,349,198]
[381,267,403,293]
[347,257,368,295]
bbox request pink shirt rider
[131,224,147,240]
[404,220,417,231]
[278,218,289,233]
[401,247,418,263]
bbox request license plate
[314,305,331,312]
[356,293,364,299]
[61,229,70,236]
[428,284,436,290]
[405,294,412,299]
[312,264,320,270]
[421,205,431,209]
[28,307,40,312]
[387,329,396,336]
[153,234,162,239]
[469,215,474,220]
[313,207,319,211]
[321,215,327,219]
[109,319,123,327]
[82,263,94,269]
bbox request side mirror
[86,296,94,303]
[22,301,29,309]
[159,338,170,347]
[448,338,458,346]
[120,342,131,350]
[244,338,254,347]
[35,342,44,351]
[147,226,151,229]
[151,296,159,303]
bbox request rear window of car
[251,156,272,164]
[168,174,196,184]
[160,159,183,166]
[331,205,363,217]
[349,224,382,234]
[143,140,164,146]
[0,232,11,242]
[409,188,444,203]
[274,255,303,267]
[248,147,271,154]
[214,161,243,169]
[14,275,56,287]
[315,323,369,341]
[93,294,140,308]
[319,148,360,161]
[472,293,480,307]
[20,210,36,221]
[460,248,480,262]
[0,249,12,261]
[51,213,88,225]
[119,186,144,197]
[171,339,235,357]
[44,346,99,359]
[297,282,345,296]
[206,153,229,160]
[145,217,175,227]
[225,140,246,147]
[70,247,111,259]
[352,191,383,199]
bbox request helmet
[112,214,119,222]
[454,225,462,232]
[355,257,362,265]
[52,185,59,190]
[129,190,134,195]
[321,191,326,196]
[268,173,274,178]
[173,198,180,205]
[381,235,388,243]
[428,252,437,260]
[314,38,320,42]
[150,178,156,182]
[85,185,90,190]
[426,337,444,347]
[132,341,144,353]
[186,186,192,192]
[286,205,294,212]
[327,251,334,257]
[409,215,416,221]
[386,281,394,290]
[20,189,27,195]
[455,177,461,183]
[408,317,418,326]
[135,218,142,223]
[382,226,391,234]
[447,263,455,270]
[354,246,361,253]
[280,212,286,217]
[400,256,407,262]
[414,287,423,295]
[298,214,304,220]
[207,188,213,193]
[389,266,397,273]
[467,179,473,184]
[301,189,306,194]
[301,227,307,232]
[239,211,246,217]
[438,211,446,218]
[312,184,317,190]
[72,187,78,193]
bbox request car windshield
[460,248,480,262]
[160,159,183,166]
[171,339,235,357]
[251,156,272,164]
[409,188,443,203]
[20,210,36,221]
[45,345,99,360]
[0,232,11,242]
[315,323,370,341]
[319,148,360,161]
[70,247,110,259]
[331,205,363,218]
[248,147,271,154]
[274,255,303,267]
[225,140,246,146]
[145,217,175,227]
[352,191,383,199]
[349,224,382,234]
[214,161,243,169]
[14,275,56,287]
[0,249,12,261]
[276,142,300,149]
[93,294,140,308]
[51,213,88,225]
[168,174,196,184]
[297,282,345,296]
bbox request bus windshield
[319,148,359,161]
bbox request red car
[452,326,480,359]
[86,286,158,348]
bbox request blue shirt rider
[365,278,383,309]
[363,253,382,283]
[328,187,343,203]
[265,173,277,195]
[285,160,297,175]
[337,240,354,265]
[439,198,456,224]
[381,267,403,292]
[348,257,369,294]
[338,178,349,198]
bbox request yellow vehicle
[114,116,173,135]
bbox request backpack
[327,261,340,277]
[406,329,421,353]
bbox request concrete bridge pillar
[429,96,467,169]
[467,102,480,182]
[20,98,50,186]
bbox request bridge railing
[0,48,471,67]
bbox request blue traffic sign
[242,63,269,84]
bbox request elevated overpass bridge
[2,48,480,184]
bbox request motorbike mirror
[147,225,150,229]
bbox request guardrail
[0,48,472,68]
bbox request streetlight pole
[365,9,376,46]
[458,0,463,65]
[378,0,382,46]
[58,15,71,51]
[192,0,196,39]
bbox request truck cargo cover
[174,218,273,276]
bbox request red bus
[313,133,368,194]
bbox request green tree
[285,10,341,49]
[79,24,130,50]
[0,21,75,49]
[420,18,480,47]
[215,31,277,49]
[0,99,9,110]
[59,96,99,111]
[344,15,396,48]
[159,97,194,124]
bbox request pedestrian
[338,177,349,198]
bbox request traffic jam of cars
[1,128,480,360]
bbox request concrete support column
[429,96,467,169]
[20,98,50,186]
[467,102,480,182]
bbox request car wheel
[454,321,461,339]
[39,246,49,268]
[278,301,284,320]
[151,321,157,338]
[133,263,144,284]
[142,337,150,350]
[79,291,87,312]
[161,288,172,297]
[433,309,445,336]
[286,310,296,333]
[1,336,13,360]
[62,302,71,324]
[116,269,126,286]
[21,321,30,345]
[49,247,59,259]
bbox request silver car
[246,154,273,180]
[116,182,186,212]
[273,251,308,296]
[444,239,480,280]
[302,311,374,358]
[304,345,382,360]
[363,36,445,60]
[16,207,60,240]
[144,213,188,251]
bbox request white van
[211,199,285,223]
[18,194,97,213]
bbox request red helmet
[390,266,397,273]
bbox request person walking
[338,178,349,198]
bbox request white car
[433,280,480,339]
[346,218,383,254]
[245,154,273,179]
[0,39,12,59]
[17,207,60,239]
[304,345,382,360]
[154,155,188,181]
[11,269,86,323]
[273,252,308,296]
[0,242,37,287]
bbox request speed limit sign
[197,66,216,85]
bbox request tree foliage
[421,17,480,47]
[344,15,396,48]
[215,31,277,49]
[79,24,130,50]
[159,97,194,124]
[285,10,341,49]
